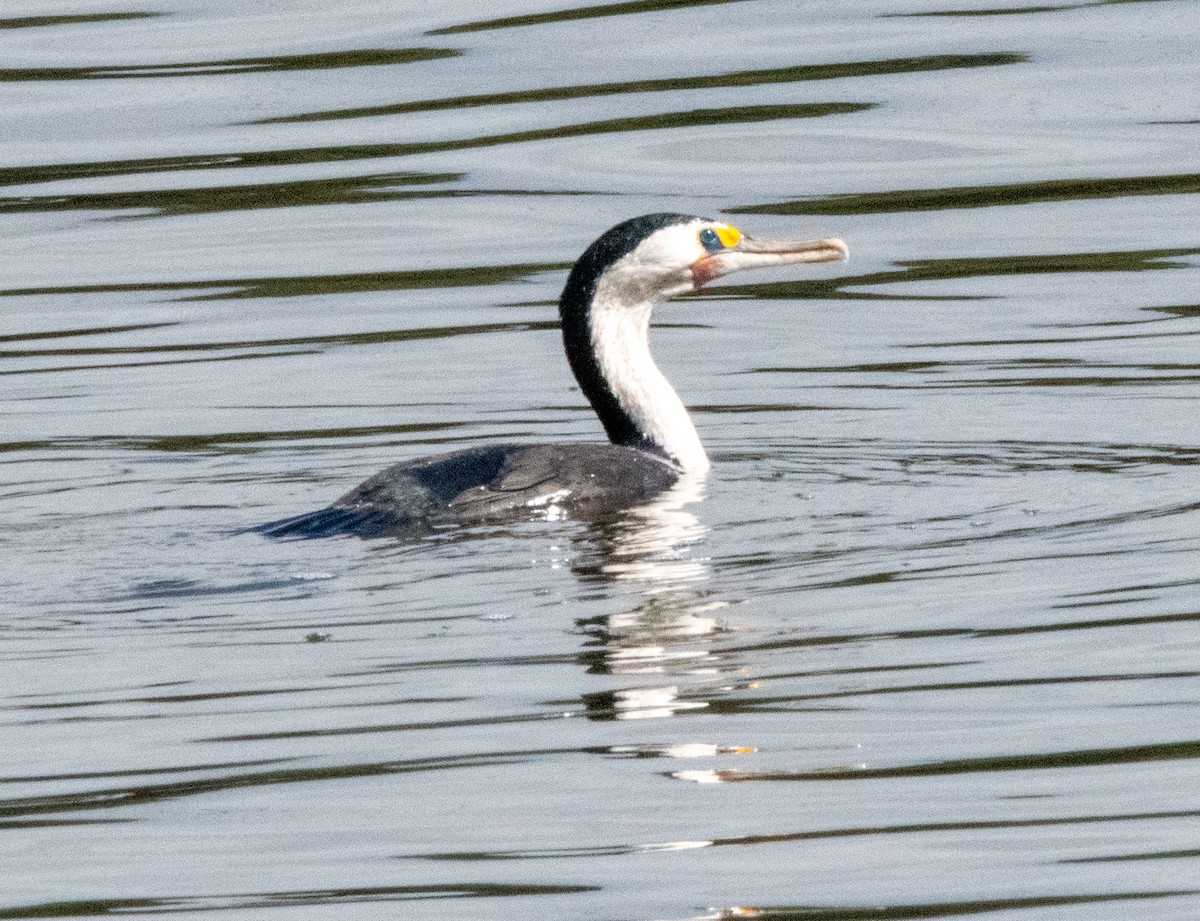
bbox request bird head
[563,212,848,308]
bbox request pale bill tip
[823,237,849,261]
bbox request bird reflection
[571,474,737,721]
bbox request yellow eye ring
[715,224,742,248]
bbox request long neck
[560,273,709,473]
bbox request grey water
[2,0,1199,918]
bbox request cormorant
[255,213,846,538]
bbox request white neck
[588,280,710,474]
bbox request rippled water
[3,1,1199,919]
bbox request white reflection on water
[575,474,733,719]
[668,769,738,785]
[598,473,711,586]
[608,743,756,758]
[603,685,705,720]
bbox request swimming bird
[256,213,847,538]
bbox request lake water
[2,1,1199,918]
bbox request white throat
[588,275,710,474]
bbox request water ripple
[413,806,1200,860]
[734,173,1200,216]
[0,102,871,188]
[0,750,554,818]
[427,0,745,34]
[712,892,1199,920]
[701,739,1200,782]
[0,883,599,919]
[261,53,1027,125]
[0,48,458,82]
[0,264,565,301]
[886,0,1180,18]
[0,12,160,29]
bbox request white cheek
[643,225,707,266]
[617,225,706,297]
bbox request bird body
[259,442,680,538]
[256,213,846,539]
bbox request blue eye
[698,227,724,253]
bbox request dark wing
[447,443,680,518]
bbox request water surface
[2,1,1199,919]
